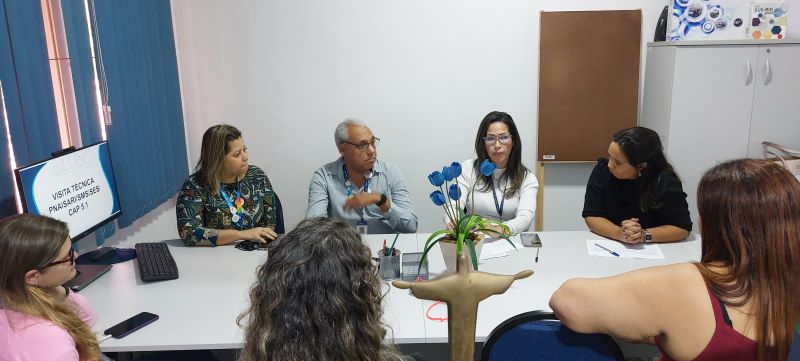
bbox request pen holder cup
[377,249,401,280]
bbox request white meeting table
[81,233,421,352]
[418,231,701,343]
[80,232,700,352]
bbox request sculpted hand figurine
[393,253,533,361]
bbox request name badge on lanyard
[356,220,369,235]
[343,164,372,234]
[221,183,244,229]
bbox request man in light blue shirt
[306,119,418,234]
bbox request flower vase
[439,233,485,273]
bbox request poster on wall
[748,2,789,39]
[668,0,751,40]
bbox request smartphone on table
[401,252,429,281]
[520,232,542,247]
[104,312,159,338]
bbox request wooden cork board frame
[537,10,641,162]
[535,10,641,231]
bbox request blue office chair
[789,326,800,360]
[273,192,285,234]
[481,311,625,361]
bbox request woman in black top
[582,127,691,243]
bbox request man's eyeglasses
[342,138,381,151]
[483,134,512,145]
[39,249,76,269]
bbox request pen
[383,239,387,256]
[594,243,620,257]
[388,233,400,257]
[535,248,540,263]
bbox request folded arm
[382,168,418,233]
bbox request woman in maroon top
[551,159,800,360]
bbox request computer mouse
[88,247,117,261]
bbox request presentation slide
[17,142,120,238]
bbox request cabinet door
[666,46,756,229]
[747,45,800,157]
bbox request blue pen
[594,243,620,257]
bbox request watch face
[645,232,653,241]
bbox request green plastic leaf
[423,229,453,250]
[464,237,479,270]
[418,237,444,274]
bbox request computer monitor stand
[64,264,112,291]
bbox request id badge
[356,220,368,235]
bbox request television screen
[14,141,121,242]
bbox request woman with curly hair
[238,217,416,361]
[0,214,100,361]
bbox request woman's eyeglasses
[483,134,512,145]
[39,249,76,269]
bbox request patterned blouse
[176,165,276,246]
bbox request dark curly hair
[237,217,404,361]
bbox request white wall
[67,0,800,250]
[166,0,675,234]
[97,0,797,242]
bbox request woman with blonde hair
[0,214,100,361]
[552,159,800,360]
[177,124,279,246]
[238,217,417,361]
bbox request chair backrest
[789,325,800,360]
[273,192,285,234]
[481,311,625,361]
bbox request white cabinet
[747,45,800,157]
[641,41,800,231]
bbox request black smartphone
[520,232,542,247]
[104,312,159,338]
[401,252,429,281]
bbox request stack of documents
[479,239,518,260]
[587,239,665,260]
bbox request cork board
[537,10,641,162]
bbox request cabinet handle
[763,58,772,85]
[745,59,753,85]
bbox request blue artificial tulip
[448,184,461,201]
[450,162,462,178]
[479,159,496,176]
[428,171,445,187]
[430,190,446,206]
[442,165,455,181]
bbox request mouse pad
[76,248,136,265]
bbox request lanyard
[491,178,507,217]
[220,183,243,229]
[342,164,371,196]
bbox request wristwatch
[644,229,653,243]
[375,193,388,207]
